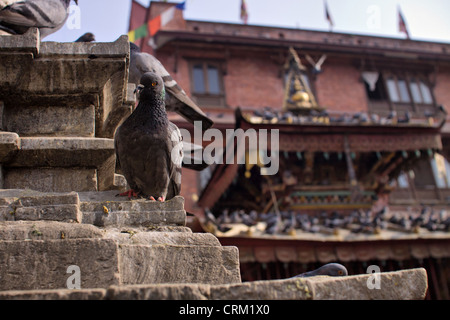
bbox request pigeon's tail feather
[182,141,212,171]
[165,85,214,130]
[182,158,210,171]
[0,24,17,34]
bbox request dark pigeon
[115,72,183,202]
[0,0,77,38]
[291,263,348,278]
[75,32,95,42]
[129,42,214,130]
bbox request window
[365,75,387,101]
[386,77,400,102]
[189,61,226,107]
[365,71,436,116]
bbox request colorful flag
[128,23,148,43]
[176,1,186,10]
[148,16,161,37]
[161,6,176,26]
[398,7,410,39]
[129,1,186,42]
[240,0,248,24]
[324,0,334,29]
[128,29,136,43]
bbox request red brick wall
[434,67,450,107]
[224,54,284,109]
[315,60,368,113]
[180,168,201,214]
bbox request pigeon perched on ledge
[129,42,214,130]
[0,0,77,38]
[291,263,348,278]
[75,32,95,42]
[115,72,183,202]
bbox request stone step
[0,136,116,192]
[79,192,186,227]
[8,137,114,168]
[0,237,241,291]
[0,238,121,291]
[0,221,217,245]
[0,190,187,224]
[0,190,187,227]
[0,189,81,222]
[0,268,428,300]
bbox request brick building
[129,1,450,299]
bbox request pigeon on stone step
[0,0,77,38]
[291,263,348,278]
[75,32,95,42]
[115,72,183,202]
[129,42,214,130]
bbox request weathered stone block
[9,137,115,168]
[0,31,129,141]
[0,190,82,222]
[3,168,98,193]
[104,229,221,247]
[310,268,428,300]
[80,193,186,227]
[2,104,95,137]
[0,28,39,55]
[0,239,120,291]
[119,244,241,285]
[0,288,107,300]
[0,221,103,241]
[0,131,20,162]
[14,204,80,222]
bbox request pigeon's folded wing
[0,0,67,28]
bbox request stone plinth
[0,29,134,192]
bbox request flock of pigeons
[205,206,450,237]
[252,105,447,126]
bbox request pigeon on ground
[129,42,214,130]
[291,263,348,278]
[75,32,95,42]
[114,72,183,202]
[0,0,77,38]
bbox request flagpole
[141,0,152,48]
[324,0,334,32]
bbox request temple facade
[129,1,450,299]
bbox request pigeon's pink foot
[149,196,164,202]
[118,189,138,199]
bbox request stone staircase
[0,29,428,300]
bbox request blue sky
[45,0,450,43]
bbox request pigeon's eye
[152,82,158,87]
[338,270,343,275]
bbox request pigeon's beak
[134,84,144,94]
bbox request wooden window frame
[365,70,437,117]
[188,60,226,108]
